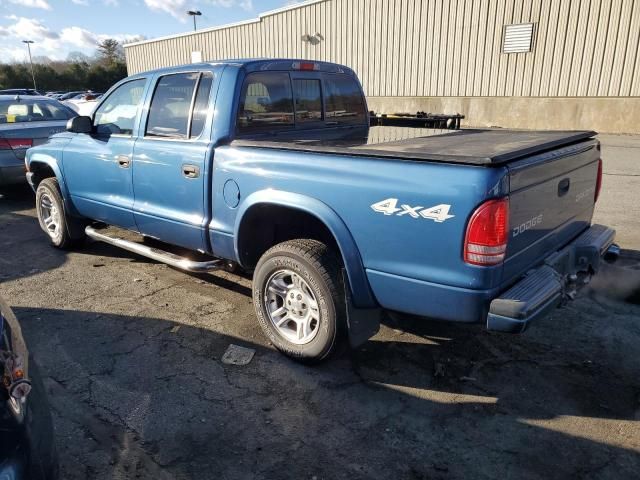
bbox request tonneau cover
[231,127,596,166]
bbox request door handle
[558,178,570,196]
[117,155,131,169]
[182,164,200,179]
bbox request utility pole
[22,40,37,92]
[187,10,202,31]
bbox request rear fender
[234,190,376,309]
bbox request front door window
[93,79,146,136]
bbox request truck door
[131,71,215,251]
[62,78,147,230]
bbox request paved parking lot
[0,135,639,479]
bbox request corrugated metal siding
[125,0,640,97]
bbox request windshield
[0,100,75,124]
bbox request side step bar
[85,226,223,273]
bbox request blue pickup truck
[25,59,618,362]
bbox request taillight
[464,197,510,266]
[594,158,603,203]
[0,138,33,150]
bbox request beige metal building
[124,0,640,134]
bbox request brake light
[594,158,603,203]
[464,198,510,266]
[0,138,32,150]
[292,61,318,71]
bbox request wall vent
[503,23,534,53]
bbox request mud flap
[343,271,381,348]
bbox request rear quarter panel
[211,146,509,291]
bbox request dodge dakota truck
[25,59,618,362]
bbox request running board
[85,225,223,273]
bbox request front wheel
[253,239,346,363]
[35,178,85,249]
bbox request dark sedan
[0,89,41,96]
[0,296,58,479]
[0,96,76,188]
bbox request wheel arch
[235,190,376,308]
[27,153,79,216]
[28,154,67,195]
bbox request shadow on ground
[12,301,640,480]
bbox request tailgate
[503,139,601,283]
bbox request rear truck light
[594,158,603,203]
[292,61,319,71]
[464,197,510,266]
[0,138,33,150]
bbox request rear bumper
[0,166,26,186]
[487,224,616,333]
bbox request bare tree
[97,38,123,65]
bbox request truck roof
[129,59,357,79]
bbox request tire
[2,359,59,479]
[253,239,346,363]
[35,178,85,249]
[24,360,60,480]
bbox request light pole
[187,10,202,31]
[22,40,37,92]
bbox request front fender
[235,190,376,309]
[27,144,79,216]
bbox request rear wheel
[36,178,85,249]
[253,239,346,363]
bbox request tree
[97,38,123,66]
[0,39,129,93]
[67,51,91,65]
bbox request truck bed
[232,127,596,166]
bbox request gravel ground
[0,135,638,479]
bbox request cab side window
[93,78,146,135]
[237,72,294,133]
[145,73,199,139]
[144,72,214,140]
[189,72,214,138]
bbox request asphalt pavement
[0,134,638,479]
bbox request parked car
[0,96,76,187]
[0,89,41,96]
[0,296,59,479]
[62,93,104,117]
[57,91,86,101]
[25,59,618,362]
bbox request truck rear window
[293,79,323,123]
[237,73,295,133]
[324,75,367,125]
[236,71,366,134]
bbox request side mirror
[66,116,93,134]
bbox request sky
[0,0,301,63]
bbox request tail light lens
[594,158,603,203]
[0,138,33,150]
[464,197,510,266]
